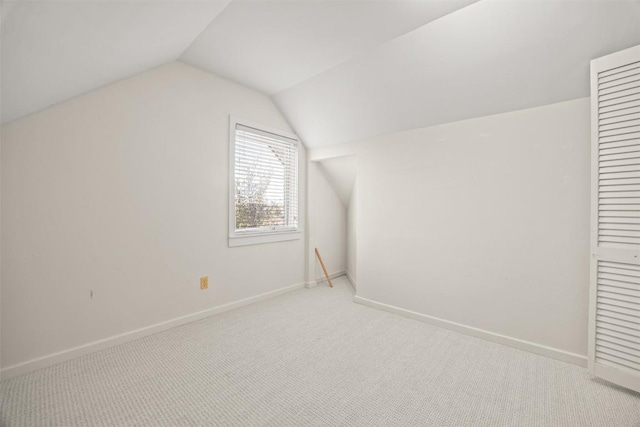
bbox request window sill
[228,231,301,248]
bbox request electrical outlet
[200,276,209,290]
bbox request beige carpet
[1,276,639,426]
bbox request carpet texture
[1,277,639,426]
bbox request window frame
[228,116,302,247]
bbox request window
[229,117,301,247]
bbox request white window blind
[230,120,299,244]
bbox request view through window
[233,123,299,235]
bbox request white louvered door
[590,44,640,393]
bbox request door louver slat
[599,63,640,78]
[600,157,640,168]
[598,337,640,357]
[599,105,640,121]
[597,325,640,342]
[596,341,640,368]
[599,81,640,97]
[598,296,640,312]
[598,272,640,283]
[600,144,640,156]
[597,291,640,307]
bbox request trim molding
[345,271,357,290]
[316,270,345,284]
[228,231,301,248]
[353,295,588,367]
[1,282,306,380]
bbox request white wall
[307,162,347,282]
[355,98,590,358]
[0,0,7,374]
[347,178,358,287]
[317,155,357,206]
[1,62,306,371]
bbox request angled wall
[307,162,347,282]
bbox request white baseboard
[305,281,318,289]
[315,270,345,284]
[353,295,588,367]
[1,282,306,380]
[345,271,357,290]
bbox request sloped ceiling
[180,0,477,95]
[0,0,231,124]
[274,0,640,148]
[2,0,640,148]
[1,0,475,125]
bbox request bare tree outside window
[235,156,285,230]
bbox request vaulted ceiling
[0,0,475,125]
[0,1,231,124]
[180,0,477,95]
[2,0,640,152]
[275,0,640,147]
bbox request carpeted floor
[1,276,639,426]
